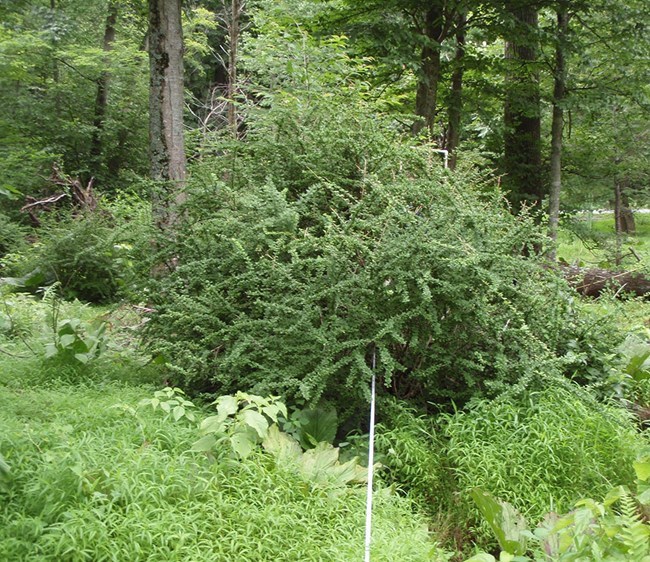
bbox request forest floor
[558,211,650,268]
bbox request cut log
[561,265,650,298]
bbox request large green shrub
[144,166,574,414]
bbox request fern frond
[618,491,650,561]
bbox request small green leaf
[173,406,185,421]
[44,343,57,358]
[74,353,91,364]
[200,414,227,434]
[59,334,76,348]
[633,457,650,482]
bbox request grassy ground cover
[557,211,650,268]
[0,298,448,561]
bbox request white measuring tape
[364,349,377,562]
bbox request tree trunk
[614,181,623,266]
[149,0,187,232]
[503,5,543,211]
[446,12,466,170]
[412,5,443,137]
[548,7,569,260]
[226,0,243,138]
[90,1,118,179]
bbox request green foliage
[469,488,528,557]
[6,194,152,303]
[138,386,197,423]
[558,213,650,269]
[0,211,28,258]
[282,402,339,449]
[467,454,650,562]
[263,424,368,487]
[44,316,107,365]
[0,379,448,561]
[29,213,132,302]
[0,1,149,192]
[191,392,288,460]
[374,399,444,514]
[442,385,647,545]
[145,160,578,413]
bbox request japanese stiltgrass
[0,369,449,561]
[441,385,648,548]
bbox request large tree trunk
[90,1,118,179]
[149,0,187,232]
[503,5,543,211]
[548,7,569,260]
[446,12,465,170]
[412,5,443,137]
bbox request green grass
[0,297,448,561]
[557,212,650,268]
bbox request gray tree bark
[149,0,187,232]
[548,7,569,260]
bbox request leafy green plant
[10,198,152,304]
[466,454,650,562]
[138,386,197,423]
[191,392,287,459]
[45,316,107,365]
[262,424,368,487]
[468,488,529,558]
[281,402,338,449]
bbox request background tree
[502,1,543,210]
[148,0,187,231]
[547,2,569,258]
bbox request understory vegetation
[1,0,649,560]
[2,87,649,562]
